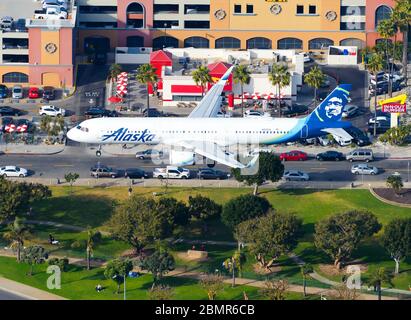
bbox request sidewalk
[0,143,66,155]
[0,277,65,300]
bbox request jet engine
[169,150,195,166]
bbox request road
[0,289,28,300]
[1,146,410,183]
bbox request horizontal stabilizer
[321,128,353,141]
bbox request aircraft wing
[175,140,249,169]
[188,66,234,118]
[321,128,353,140]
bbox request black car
[93,53,107,65]
[345,127,371,146]
[316,151,345,161]
[142,108,163,117]
[85,107,117,118]
[197,168,230,180]
[0,85,8,98]
[125,168,148,179]
[0,106,23,116]
[368,120,391,134]
[42,86,55,100]
[283,104,309,117]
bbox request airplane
[67,66,353,169]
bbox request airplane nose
[67,127,78,142]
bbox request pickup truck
[34,7,67,20]
[153,166,190,179]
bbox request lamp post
[124,273,127,301]
[163,23,167,49]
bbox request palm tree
[3,217,31,262]
[109,63,122,83]
[233,65,251,116]
[304,66,325,102]
[86,229,101,270]
[377,19,397,97]
[269,63,291,117]
[367,53,384,136]
[367,267,391,300]
[192,65,212,97]
[300,264,313,297]
[392,0,411,81]
[136,64,158,117]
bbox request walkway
[0,277,65,300]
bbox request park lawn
[0,256,273,300]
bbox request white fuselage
[67,117,305,146]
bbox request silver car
[283,170,309,181]
[12,85,23,99]
[351,164,379,175]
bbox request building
[0,0,76,89]
[77,0,402,56]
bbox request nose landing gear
[96,145,102,157]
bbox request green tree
[233,65,251,115]
[304,66,325,102]
[223,250,246,287]
[367,267,391,300]
[300,264,314,297]
[366,53,384,136]
[231,152,284,195]
[314,211,381,269]
[269,63,291,116]
[147,284,175,300]
[391,0,411,81]
[188,195,221,234]
[40,116,65,139]
[48,257,69,272]
[156,197,190,232]
[21,245,48,276]
[222,194,271,230]
[0,178,51,222]
[192,65,212,97]
[86,229,102,270]
[379,125,411,145]
[104,258,133,294]
[386,175,404,195]
[235,212,302,270]
[108,196,176,254]
[139,250,175,283]
[64,172,79,195]
[3,217,32,262]
[199,273,225,300]
[381,218,411,274]
[109,63,122,82]
[136,64,158,116]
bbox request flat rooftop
[0,0,42,19]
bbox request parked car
[351,163,379,175]
[368,115,390,125]
[85,107,117,118]
[15,119,33,133]
[317,135,332,146]
[1,16,13,30]
[90,165,119,178]
[334,135,352,147]
[299,137,316,145]
[316,151,345,161]
[28,87,40,99]
[0,106,23,116]
[0,85,8,98]
[283,170,309,181]
[342,104,359,118]
[153,166,190,179]
[135,149,164,160]
[197,168,230,180]
[0,166,28,177]
[39,105,65,117]
[12,85,23,99]
[279,150,308,161]
[367,120,391,134]
[345,127,371,146]
[244,110,270,118]
[282,104,309,117]
[42,86,55,100]
[346,149,374,162]
[142,108,163,117]
[124,168,148,179]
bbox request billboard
[382,103,407,113]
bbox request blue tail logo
[309,84,352,124]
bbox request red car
[279,150,308,161]
[28,87,40,99]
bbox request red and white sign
[382,103,407,113]
[17,125,28,133]
[4,124,16,133]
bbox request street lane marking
[53,164,74,167]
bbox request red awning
[171,85,203,95]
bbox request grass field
[2,186,411,296]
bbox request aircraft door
[300,125,308,138]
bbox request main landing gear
[96,145,102,157]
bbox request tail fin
[308,84,352,124]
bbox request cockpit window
[76,125,89,132]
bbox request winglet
[218,66,234,83]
